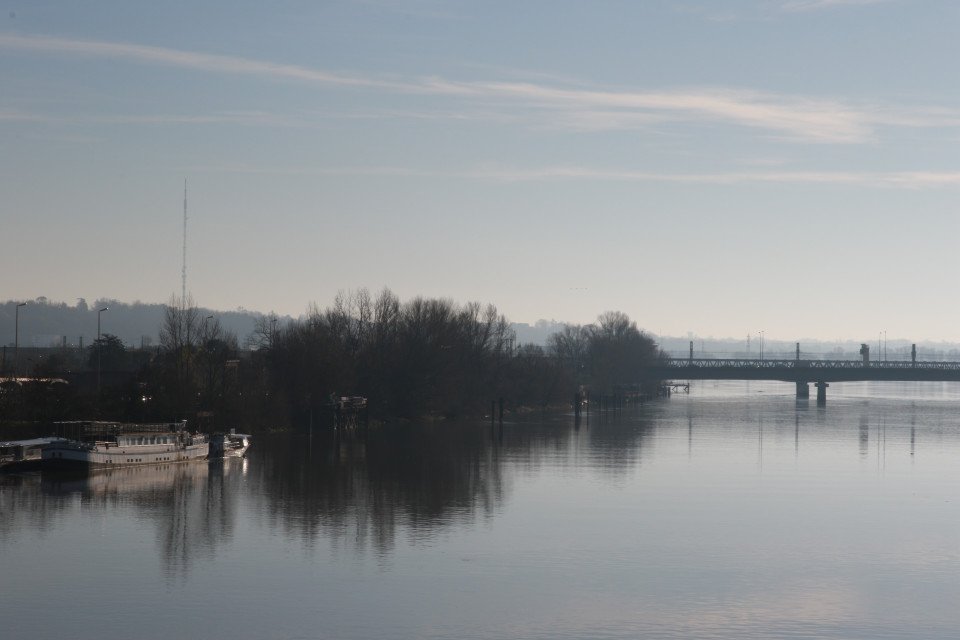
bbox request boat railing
[54,421,190,438]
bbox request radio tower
[182,178,188,311]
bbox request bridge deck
[649,358,960,383]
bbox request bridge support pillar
[796,382,809,399]
[815,381,828,405]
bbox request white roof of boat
[0,437,70,448]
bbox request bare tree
[159,294,202,418]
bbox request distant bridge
[646,358,960,402]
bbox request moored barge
[43,421,208,469]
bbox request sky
[2,0,960,342]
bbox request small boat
[42,421,209,470]
[0,437,69,473]
[210,431,251,458]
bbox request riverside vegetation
[0,289,663,433]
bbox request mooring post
[498,397,504,425]
[491,400,495,428]
[912,343,917,368]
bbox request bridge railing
[661,358,960,371]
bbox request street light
[202,315,214,340]
[14,302,27,378]
[97,306,109,393]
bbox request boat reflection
[40,460,247,577]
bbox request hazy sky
[3,1,960,341]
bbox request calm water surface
[4,381,960,639]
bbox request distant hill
[0,298,284,348]
[12,299,955,362]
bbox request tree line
[0,290,664,432]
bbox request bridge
[646,357,960,403]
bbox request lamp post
[202,315,214,341]
[97,306,109,393]
[14,302,27,378]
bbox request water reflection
[859,414,870,457]
[7,386,960,639]
[0,473,64,537]
[5,388,960,568]
[252,423,511,554]
[1,461,246,577]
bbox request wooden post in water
[498,397,504,426]
[491,400,496,428]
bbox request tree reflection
[250,412,657,553]
[251,423,512,554]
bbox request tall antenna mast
[182,178,188,311]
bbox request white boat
[42,422,208,469]
[0,437,70,473]
[224,432,251,458]
[210,431,251,458]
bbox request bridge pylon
[796,381,809,399]
[815,381,829,405]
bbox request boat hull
[42,441,209,469]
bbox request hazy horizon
[7,294,960,354]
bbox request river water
[3,381,960,639]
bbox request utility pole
[14,302,27,378]
[97,306,109,394]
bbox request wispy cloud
[0,108,45,122]
[195,162,960,189]
[87,111,307,127]
[781,0,891,11]
[0,32,954,145]
[0,33,393,89]
[0,108,316,128]
[469,166,960,188]
[677,0,891,22]
[424,79,873,142]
